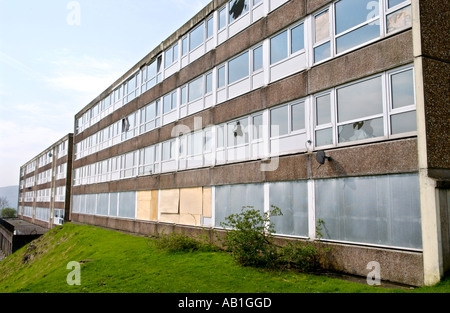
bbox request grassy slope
[0,223,448,293]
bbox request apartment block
[18,134,74,229]
[69,0,449,286]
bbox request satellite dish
[316,150,332,165]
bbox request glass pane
[162,141,173,161]
[182,37,188,55]
[314,10,329,43]
[337,76,383,123]
[270,105,288,137]
[118,192,136,219]
[291,23,304,54]
[215,183,264,227]
[188,76,203,102]
[391,69,414,109]
[338,117,384,142]
[270,30,288,64]
[207,17,214,38]
[219,7,227,29]
[163,94,172,113]
[386,5,412,33]
[205,73,213,93]
[217,125,224,148]
[228,118,248,146]
[336,22,380,54]
[391,111,417,134]
[229,0,249,23]
[109,193,118,217]
[315,174,421,249]
[388,0,406,8]
[253,46,263,71]
[164,48,172,68]
[335,0,379,34]
[189,23,204,51]
[291,102,305,131]
[316,128,333,146]
[270,181,308,236]
[218,66,226,88]
[316,94,331,125]
[228,52,249,84]
[252,114,263,139]
[314,41,330,62]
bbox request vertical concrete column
[412,0,450,286]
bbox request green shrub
[151,231,218,253]
[220,206,328,272]
[220,206,282,268]
[278,241,321,272]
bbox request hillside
[0,223,448,295]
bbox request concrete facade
[17,134,74,229]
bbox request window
[270,101,306,137]
[315,174,422,249]
[124,73,140,104]
[228,51,249,84]
[142,56,162,92]
[189,23,204,51]
[334,0,380,55]
[218,66,226,88]
[121,151,136,178]
[389,67,416,135]
[313,10,331,63]
[315,93,334,146]
[182,37,188,56]
[253,45,263,71]
[163,90,177,114]
[205,72,213,94]
[140,101,160,133]
[206,16,214,38]
[227,117,249,147]
[270,22,304,65]
[386,1,412,34]
[162,140,175,162]
[165,43,179,68]
[219,7,227,30]
[121,112,138,141]
[139,145,160,176]
[336,77,384,143]
[188,76,204,102]
[314,65,416,147]
[229,0,249,23]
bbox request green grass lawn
[0,223,448,293]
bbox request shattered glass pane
[229,0,249,23]
[387,5,412,33]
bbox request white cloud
[45,51,128,99]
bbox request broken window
[229,0,249,23]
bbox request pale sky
[0,0,211,187]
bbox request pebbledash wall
[68,0,449,287]
[18,134,74,229]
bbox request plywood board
[179,214,202,226]
[159,213,180,224]
[137,191,152,221]
[149,190,159,221]
[159,189,180,214]
[180,187,203,215]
